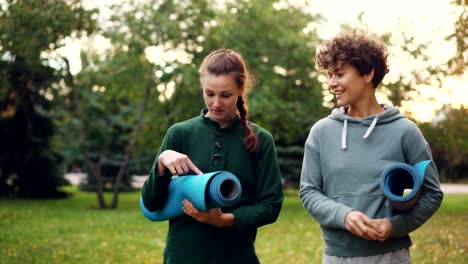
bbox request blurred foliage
[203,0,327,144]
[67,0,327,184]
[276,144,305,187]
[419,106,468,182]
[336,18,449,108]
[0,0,97,197]
[180,0,327,183]
[0,105,65,197]
[0,0,466,200]
[446,0,467,75]
[64,0,216,187]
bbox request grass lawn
[1,188,466,264]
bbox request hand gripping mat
[140,171,242,221]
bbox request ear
[364,68,374,84]
[239,85,245,95]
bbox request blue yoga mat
[140,171,242,221]
[380,160,431,211]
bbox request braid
[237,96,247,126]
[200,49,260,153]
[237,96,259,153]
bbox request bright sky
[61,0,466,123]
[305,0,467,122]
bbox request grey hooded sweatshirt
[299,104,443,257]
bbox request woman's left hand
[372,218,393,241]
[182,199,236,227]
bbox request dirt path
[65,173,468,194]
[440,184,468,194]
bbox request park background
[0,0,466,263]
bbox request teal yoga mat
[380,160,431,211]
[140,171,242,221]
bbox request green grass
[1,188,467,263]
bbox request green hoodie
[142,109,283,263]
[299,104,443,257]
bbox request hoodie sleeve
[231,131,284,232]
[299,125,353,229]
[389,123,444,237]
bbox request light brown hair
[199,49,259,153]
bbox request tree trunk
[65,58,107,208]
[84,155,106,208]
[110,66,154,208]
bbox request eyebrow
[328,65,344,75]
[204,88,233,94]
[333,65,344,71]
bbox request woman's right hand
[344,211,381,240]
[157,150,203,176]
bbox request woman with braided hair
[141,49,284,263]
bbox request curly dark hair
[316,32,389,88]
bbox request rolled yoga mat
[380,160,431,211]
[140,171,242,221]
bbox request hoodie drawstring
[363,116,378,139]
[341,119,348,150]
[341,116,379,150]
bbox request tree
[202,0,326,143]
[321,18,449,109]
[190,0,327,183]
[54,0,465,191]
[61,0,215,208]
[447,0,467,75]
[0,0,96,197]
[419,106,468,182]
[60,0,326,192]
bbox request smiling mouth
[334,90,344,96]
[212,109,224,114]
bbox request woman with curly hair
[300,32,443,263]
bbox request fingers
[159,150,202,175]
[175,162,190,175]
[345,211,380,240]
[186,159,203,175]
[352,222,378,240]
[373,218,393,241]
[182,199,199,217]
[182,199,225,226]
[167,157,189,175]
[358,219,380,240]
[345,212,394,241]
[367,218,384,233]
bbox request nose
[213,97,222,107]
[329,75,338,90]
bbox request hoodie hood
[329,104,405,150]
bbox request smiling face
[202,73,244,127]
[328,63,374,107]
